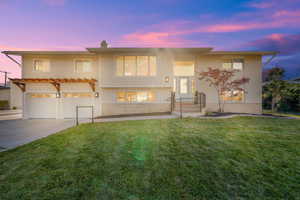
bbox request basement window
[221,90,244,101]
[116,91,155,102]
[63,93,93,98]
[30,93,55,98]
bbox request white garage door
[62,92,94,118]
[26,93,57,118]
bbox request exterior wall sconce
[95,92,99,98]
[56,93,61,98]
[164,76,170,83]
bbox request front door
[174,76,195,97]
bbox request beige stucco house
[2,43,276,119]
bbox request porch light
[95,92,99,98]
[164,76,169,83]
[56,93,61,98]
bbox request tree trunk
[217,91,222,112]
[271,95,278,112]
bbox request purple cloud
[247,33,300,55]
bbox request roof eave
[1,51,95,56]
[207,51,279,56]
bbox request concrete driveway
[0,119,76,151]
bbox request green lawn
[1,117,300,200]
[263,109,300,119]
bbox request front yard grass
[263,109,300,119]
[1,117,300,199]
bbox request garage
[62,92,94,118]
[26,93,57,118]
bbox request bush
[0,100,9,110]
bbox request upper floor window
[75,60,92,73]
[222,59,244,71]
[33,59,50,72]
[116,56,157,76]
[174,61,195,76]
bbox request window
[180,78,188,94]
[191,79,196,94]
[117,92,126,102]
[116,56,157,76]
[221,90,244,101]
[75,60,92,73]
[63,93,92,98]
[33,60,50,72]
[116,91,155,102]
[137,56,148,76]
[174,61,195,76]
[222,59,244,71]
[173,79,176,92]
[124,56,136,76]
[232,59,243,70]
[30,93,55,98]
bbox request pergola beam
[9,78,97,92]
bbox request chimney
[101,40,108,48]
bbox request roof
[86,47,213,53]
[1,51,94,56]
[2,48,278,56]
[207,51,278,56]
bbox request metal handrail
[76,105,94,126]
[170,91,206,118]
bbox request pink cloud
[203,24,262,32]
[273,10,300,17]
[267,33,285,41]
[122,32,196,47]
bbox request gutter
[3,53,21,67]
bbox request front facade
[2,45,276,119]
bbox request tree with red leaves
[198,67,250,112]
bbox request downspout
[4,53,22,67]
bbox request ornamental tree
[197,67,250,112]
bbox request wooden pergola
[9,78,97,92]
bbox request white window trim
[115,55,157,77]
[115,90,156,104]
[73,58,93,73]
[32,59,51,73]
[222,58,244,71]
[221,90,246,103]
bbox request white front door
[174,76,195,97]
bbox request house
[1,43,276,119]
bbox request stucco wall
[196,55,262,114]
[101,88,171,116]
[22,55,99,79]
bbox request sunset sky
[1,0,300,82]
